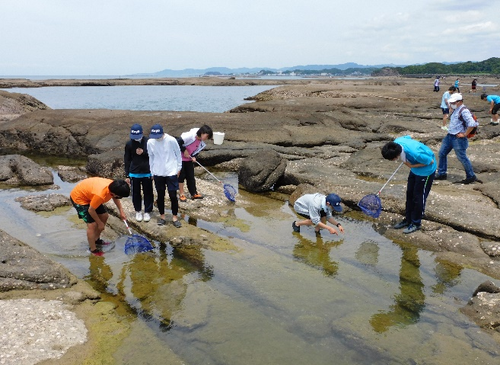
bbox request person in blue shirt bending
[481,93,500,125]
[382,135,437,234]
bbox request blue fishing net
[358,194,382,218]
[124,234,154,255]
[223,183,237,202]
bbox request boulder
[461,281,500,333]
[0,155,53,186]
[238,149,287,192]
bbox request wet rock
[0,229,77,291]
[481,241,500,257]
[57,165,88,182]
[461,281,500,332]
[238,149,287,192]
[15,193,71,212]
[0,154,53,186]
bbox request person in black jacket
[124,124,154,222]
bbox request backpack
[458,107,478,139]
[175,136,186,152]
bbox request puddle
[1,162,500,364]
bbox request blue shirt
[394,136,437,176]
[440,91,450,109]
[487,95,500,105]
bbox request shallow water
[1,165,500,364]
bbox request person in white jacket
[147,124,183,227]
[178,125,213,202]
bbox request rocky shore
[1,76,500,362]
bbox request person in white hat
[435,93,480,184]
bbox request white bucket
[213,132,225,145]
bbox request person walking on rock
[124,123,153,222]
[147,124,183,227]
[435,93,480,184]
[433,76,440,92]
[292,193,345,235]
[480,93,500,125]
[177,125,213,202]
[70,177,130,256]
[382,136,436,234]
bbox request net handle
[195,161,223,184]
[377,162,404,195]
[123,219,133,235]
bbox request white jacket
[147,134,182,176]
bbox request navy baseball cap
[149,124,164,139]
[130,124,143,140]
[326,193,343,212]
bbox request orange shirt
[70,177,113,209]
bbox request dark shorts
[298,210,327,220]
[492,103,500,115]
[70,197,107,224]
[441,107,449,115]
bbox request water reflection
[115,243,214,331]
[370,242,425,333]
[293,234,343,277]
[432,259,463,294]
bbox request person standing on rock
[124,123,154,223]
[433,76,440,92]
[70,177,130,256]
[147,124,183,227]
[292,193,345,235]
[382,136,436,234]
[440,86,456,130]
[177,125,213,202]
[435,93,480,184]
[480,93,500,125]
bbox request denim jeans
[437,134,475,179]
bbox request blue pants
[437,134,476,179]
[406,171,434,226]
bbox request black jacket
[124,137,151,176]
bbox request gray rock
[0,154,53,186]
[0,229,76,291]
[15,193,71,212]
[238,149,287,192]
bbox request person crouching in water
[178,125,213,202]
[292,193,345,235]
[382,136,436,234]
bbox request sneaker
[179,195,187,202]
[292,221,300,233]
[393,220,409,229]
[192,194,204,200]
[88,248,104,257]
[143,212,151,222]
[95,238,113,247]
[157,218,166,226]
[403,224,420,234]
[490,121,499,126]
[135,212,143,222]
[173,220,182,228]
[434,173,447,180]
[455,176,479,185]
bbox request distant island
[134,58,500,78]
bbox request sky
[0,0,497,75]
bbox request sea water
[1,85,276,112]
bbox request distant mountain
[134,63,407,77]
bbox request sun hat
[448,93,463,103]
[326,193,343,212]
[130,124,143,140]
[149,124,164,139]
